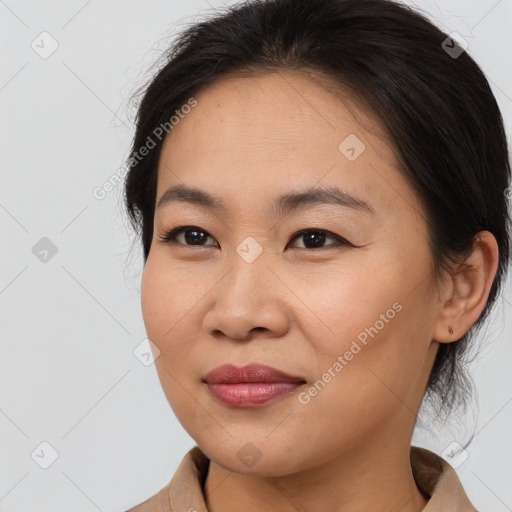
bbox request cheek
[140,260,202,420]
[289,261,404,356]
[141,257,196,346]
[290,261,430,406]
[141,262,170,343]
[140,272,188,391]
[140,256,210,387]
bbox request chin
[197,436,308,477]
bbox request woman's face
[141,70,445,475]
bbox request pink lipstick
[203,364,306,407]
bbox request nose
[202,253,290,342]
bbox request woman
[123,0,510,510]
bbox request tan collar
[126,445,477,511]
[411,446,477,511]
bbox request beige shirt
[126,445,477,511]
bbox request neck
[204,419,428,512]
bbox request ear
[433,231,500,343]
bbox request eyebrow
[156,183,375,216]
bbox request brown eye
[158,226,219,247]
[287,229,350,250]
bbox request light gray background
[1,0,511,510]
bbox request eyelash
[157,225,352,250]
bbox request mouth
[202,364,306,408]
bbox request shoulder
[124,446,209,512]
[124,481,172,512]
[411,445,478,511]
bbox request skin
[140,70,499,512]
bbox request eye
[287,229,351,250]
[157,226,219,247]
[158,226,351,250]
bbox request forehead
[155,70,420,218]
[162,69,386,152]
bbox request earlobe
[433,231,499,344]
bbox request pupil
[304,230,325,248]
[185,229,207,245]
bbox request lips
[203,364,306,385]
[203,364,306,407]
